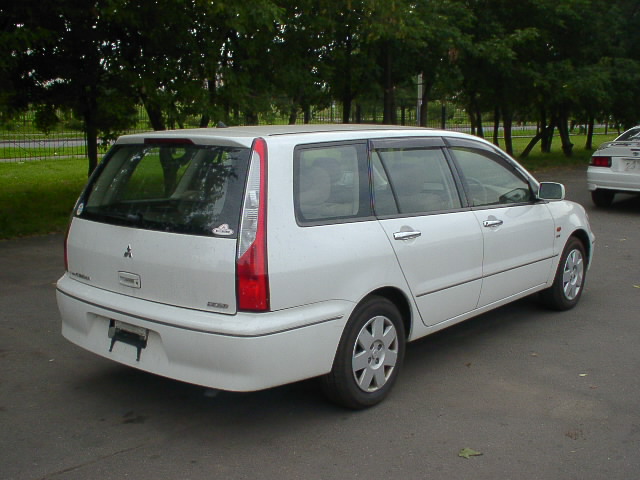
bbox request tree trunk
[84,111,99,177]
[382,42,396,124]
[304,104,311,124]
[520,129,545,159]
[585,115,595,149]
[541,115,554,153]
[556,111,574,157]
[142,101,166,131]
[468,106,476,136]
[139,86,166,131]
[493,106,500,147]
[475,106,484,139]
[520,123,554,159]
[342,34,353,124]
[502,105,514,156]
[288,104,298,125]
[419,98,428,127]
[419,74,435,127]
[199,72,219,127]
[244,111,258,126]
[342,95,352,124]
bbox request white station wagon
[57,125,595,408]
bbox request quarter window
[295,143,370,224]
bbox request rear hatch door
[67,138,252,315]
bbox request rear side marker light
[590,156,611,167]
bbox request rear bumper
[56,274,348,391]
[587,167,640,193]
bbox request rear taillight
[236,138,269,312]
[590,156,611,167]
[63,223,71,271]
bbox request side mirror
[538,182,565,201]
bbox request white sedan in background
[588,126,640,207]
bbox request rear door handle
[393,231,422,241]
[483,219,504,228]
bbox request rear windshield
[616,128,640,141]
[77,143,251,237]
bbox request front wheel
[540,237,587,310]
[321,296,405,409]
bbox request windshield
[78,143,251,237]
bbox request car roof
[125,124,426,138]
[114,124,481,149]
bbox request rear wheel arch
[366,287,413,340]
[321,288,412,409]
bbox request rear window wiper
[82,208,143,226]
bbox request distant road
[0,137,85,148]
[0,137,86,163]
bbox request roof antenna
[217,121,228,128]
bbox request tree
[524,0,620,156]
[269,0,333,124]
[605,0,640,131]
[1,1,138,175]
[114,0,207,131]
[364,0,427,124]
[412,0,470,127]
[321,0,378,123]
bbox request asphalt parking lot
[1,167,638,480]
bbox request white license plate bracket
[108,320,149,361]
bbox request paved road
[1,167,638,480]
[0,138,86,163]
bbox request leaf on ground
[458,448,483,459]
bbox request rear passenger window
[295,143,371,224]
[372,147,461,215]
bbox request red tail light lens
[63,222,71,271]
[590,156,611,167]
[236,138,269,312]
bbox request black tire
[591,189,615,208]
[321,296,406,409]
[540,237,587,311]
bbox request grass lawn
[0,133,617,240]
[0,158,89,239]
[0,146,86,160]
[510,134,615,171]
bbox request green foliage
[33,106,60,134]
[2,0,639,160]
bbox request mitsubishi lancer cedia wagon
[57,125,595,409]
